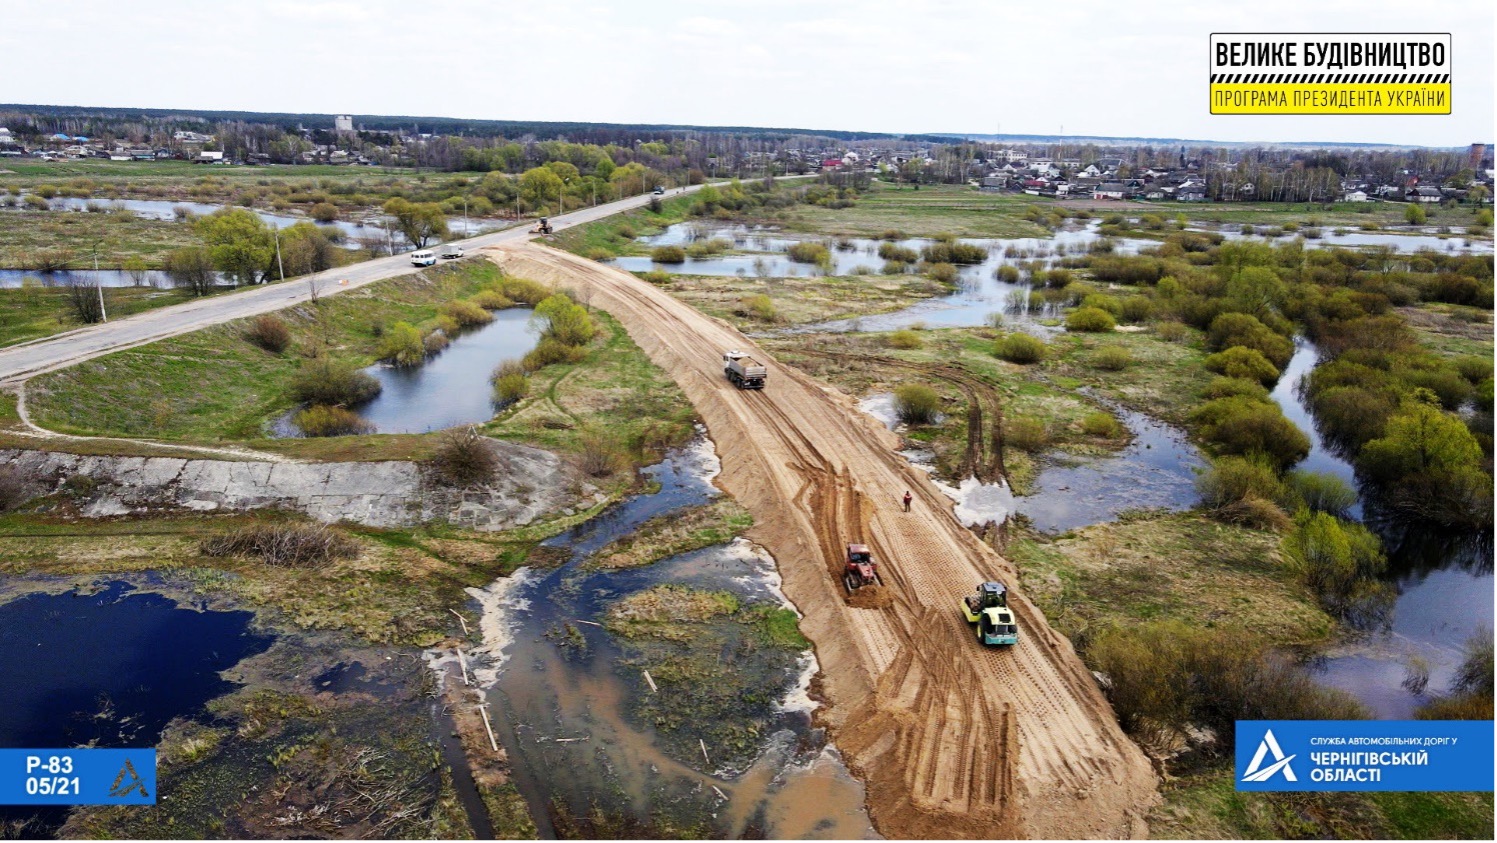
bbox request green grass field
[0,207,198,269]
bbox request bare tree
[65,276,105,324]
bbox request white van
[439,244,464,259]
[410,250,436,267]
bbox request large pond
[271,308,542,436]
[465,436,875,838]
[0,581,274,835]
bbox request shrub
[1404,203,1427,225]
[442,299,494,328]
[1085,621,1364,752]
[497,276,550,305]
[786,241,831,265]
[877,242,918,263]
[244,314,291,353]
[1204,346,1280,385]
[1065,306,1116,333]
[642,269,672,284]
[894,384,941,425]
[1284,511,1387,605]
[200,523,359,568]
[577,428,625,476]
[995,333,1046,364]
[523,336,588,371]
[995,264,1021,283]
[429,428,499,487]
[1091,346,1133,371]
[377,321,426,366]
[1207,313,1294,369]
[1196,455,1285,510]
[1189,396,1310,468]
[423,330,450,355]
[1081,293,1123,317]
[0,465,34,512]
[535,294,598,346]
[469,289,514,310]
[310,202,338,222]
[1454,355,1494,384]
[293,405,375,437]
[1285,470,1358,517]
[887,329,923,349]
[736,294,778,322]
[924,262,959,284]
[290,359,381,406]
[1081,411,1124,438]
[1357,399,1492,526]
[1004,416,1049,452]
[1203,376,1270,403]
[1119,295,1154,323]
[1154,320,1189,342]
[651,245,686,263]
[492,358,530,404]
[921,241,986,264]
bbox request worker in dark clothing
[902,490,912,512]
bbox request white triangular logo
[1242,729,1297,782]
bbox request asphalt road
[0,185,707,383]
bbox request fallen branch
[477,703,499,753]
[448,608,469,635]
[699,738,711,766]
[643,670,658,693]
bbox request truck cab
[722,350,767,390]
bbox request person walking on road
[902,490,912,512]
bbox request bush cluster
[200,523,359,568]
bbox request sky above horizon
[2,0,1491,147]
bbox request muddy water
[464,436,875,839]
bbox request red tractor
[843,543,884,593]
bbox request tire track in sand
[488,244,1157,839]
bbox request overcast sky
[2,0,1490,147]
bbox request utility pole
[462,194,469,237]
[93,243,107,322]
[274,228,285,281]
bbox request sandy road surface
[490,244,1158,839]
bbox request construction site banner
[1210,33,1452,115]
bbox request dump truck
[961,582,1018,646]
[722,350,766,389]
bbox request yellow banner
[1210,83,1451,115]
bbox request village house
[1092,182,1127,200]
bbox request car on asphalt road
[440,245,464,259]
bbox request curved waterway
[463,435,875,839]
[1271,341,1494,718]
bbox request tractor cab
[843,543,882,592]
[961,581,1008,623]
[977,607,1019,646]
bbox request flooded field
[463,436,876,838]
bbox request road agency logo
[1241,729,1297,783]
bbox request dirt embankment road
[490,244,1158,839]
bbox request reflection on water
[269,308,541,436]
[468,438,875,839]
[0,267,176,289]
[0,581,274,835]
[1216,223,1493,254]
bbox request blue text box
[0,749,156,805]
[1236,721,1493,791]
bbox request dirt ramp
[487,245,1157,839]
